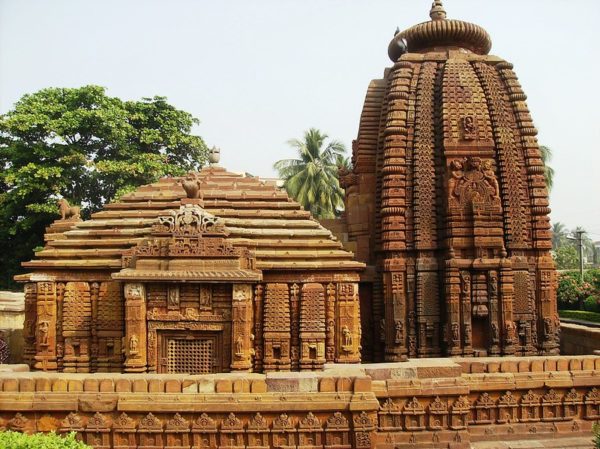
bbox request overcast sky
[1,0,599,238]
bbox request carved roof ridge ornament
[388,0,492,59]
[152,203,228,237]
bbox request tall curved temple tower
[342,0,559,362]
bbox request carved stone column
[35,282,57,371]
[390,269,407,361]
[445,266,461,356]
[488,270,501,355]
[231,284,253,372]
[336,283,361,363]
[90,282,100,372]
[499,260,516,355]
[459,271,473,356]
[289,283,300,370]
[325,283,336,363]
[299,283,326,370]
[62,282,91,373]
[263,283,291,371]
[23,283,37,367]
[124,283,147,373]
[253,284,264,372]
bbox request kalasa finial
[429,0,447,21]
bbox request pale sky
[1,0,599,239]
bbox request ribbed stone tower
[341,1,559,361]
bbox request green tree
[554,245,579,270]
[0,85,208,289]
[539,145,554,192]
[274,128,346,219]
[551,221,568,250]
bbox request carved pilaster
[62,282,92,373]
[231,284,253,372]
[124,283,147,373]
[325,283,336,363]
[445,267,461,356]
[488,270,501,356]
[253,284,264,372]
[56,282,65,371]
[459,271,473,356]
[500,262,516,355]
[299,283,326,370]
[263,283,291,371]
[290,283,300,371]
[336,283,360,363]
[35,282,57,371]
[22,283,37,367]
[90,282,100,372]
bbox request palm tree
[551,221,568,250]
[539,145,554,192]
[274,128,346,219]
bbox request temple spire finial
[429,0,447,21]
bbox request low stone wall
[561,322,600,355]
[0,291,24,364]
[0,356,599,448]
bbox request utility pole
[575,230,585,283]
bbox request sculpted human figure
[491,323,499,344]
[37,320,49,346]
[451,323,460,343]
[460,272,471,296]
[394,321,404,344]
[235,335,244,357]
[342,326,353,348]
[482,160,500,199]
[129,335,139,356]
[448,160,464,201]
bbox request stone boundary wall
[0,356,599,448]
[560,322,600,355]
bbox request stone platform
[0,355,599,448]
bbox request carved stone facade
[344,1,558,361]
[18,170,363,373]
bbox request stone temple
[5,3,600,449]
[17,0,559,375]
[339,0,559,362]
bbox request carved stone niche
[272,413,296,449]
[113,412,137,449]
[165,413,190,449]
[247,412,269,449]
[324,412,351,449]
[297,412,323,449]
[563,388,583,420]
[403,397,426,431]
[84,412,111,449]
[220,413,246,449]
[428,396,449,430]
[584,388,600,420]
[138,412,164,449]
[191,413,218,449]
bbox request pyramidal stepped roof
[22,166,364,276]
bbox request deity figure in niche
[129,335,139,356]
[37,321,49,346]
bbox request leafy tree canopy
[0,85,208,289]
[274,128,347,219]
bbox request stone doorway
[158,331,224,374]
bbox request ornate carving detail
[153,204,226,237]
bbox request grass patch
[0,431,91,448]
[559,309,600,324]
